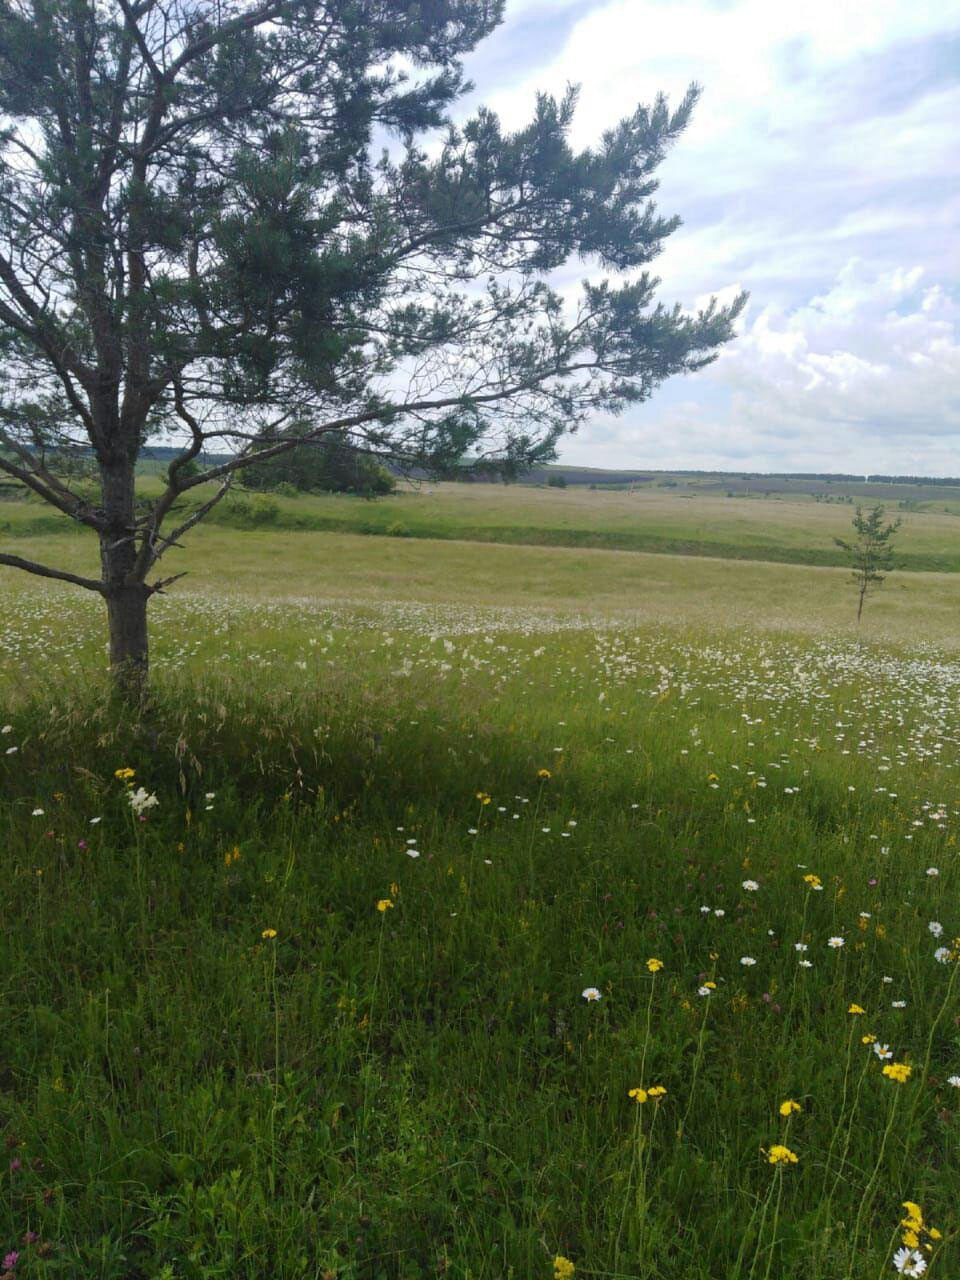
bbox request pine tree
[0,0,745,697]
[834,505,901,624]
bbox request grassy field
[4,477,960,571]
[1,510,960,1278]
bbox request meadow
[6,476,960,572]
[1,510,959,1279]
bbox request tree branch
[0,553,106,595]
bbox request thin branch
[0,553,106,595]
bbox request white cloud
[461,0,960,472]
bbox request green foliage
[243,438,396,498]
[834,505,901,622]
[547,474,568,488]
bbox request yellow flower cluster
[553,1256,575,1280]
[261,928,277,940]
[766,1145,799,1165]
[376,899,394,913]
[537,769,552,780]
[779,1099,802,1116]
[114,767,135,782]
[900,1201,941,1251]
[628,1084,667,1104]
[847,1003,865,1015]
[646,957,664,973]
[882,1062,912,1083]
[802,873,821,888]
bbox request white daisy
[581,987,602,1002]
[892,1246,926,1276]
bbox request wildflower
[646,957,664,973]
[766,1145,798,1165]
[928,921,944,937]
[901,1203,923,1227]
[476,792,491,804]
[740,956,756,966]
[647,1085,667,1098]
[873,1043,893,1060]
[848,1003,866,1015]
[114,767,135,780]
[933,947,951,964]
[947,1075,960,1087]
[803,873,822,888]
[628,1087,648,1103]
[376,899,394,913]
[697,984,713,997]
[882,1062,913,1083]
[926,867,939,877]
[794,942,808,952]
[892,1247,927,1276]
[127,787,158,816]
[827,936,845,949]
[537,769,552,780]
[2,1253,18,1271]
[553,1257,575,1280]
[779,1099,801,1116]
[31,808,44,817]
[799,959,813,968]
[862,1033,876,1044]
[581,987,601,1002]
[742,879,759,891]
[90,816,101,825]
[892,1000,907,1008]
[261,928,277,940]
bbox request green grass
[5,477,960,571]
[1,579,959,1278]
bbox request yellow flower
[901,1202,924,1228]
[646,957,664,973]
[476,792,492,804]
[114,767,135,781]
[848,1003,866,1015]
[704,980,717,990]
[882,1062,912,1083]
[537,769,552,780]
[628,1087,648,1103]
[647,1085,667,1098]
[766,1145,799,1165]
[902,1229,920,1249]
[779,1099,801,1116]
[803,873,821,888]
[261,928,277,940]
[553,1257,575,1280]
[376,899,394,913]
[862,1034,877,1044]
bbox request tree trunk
[105,584,149,699]
[99,456,149,701]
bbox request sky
[456,0,960,475]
